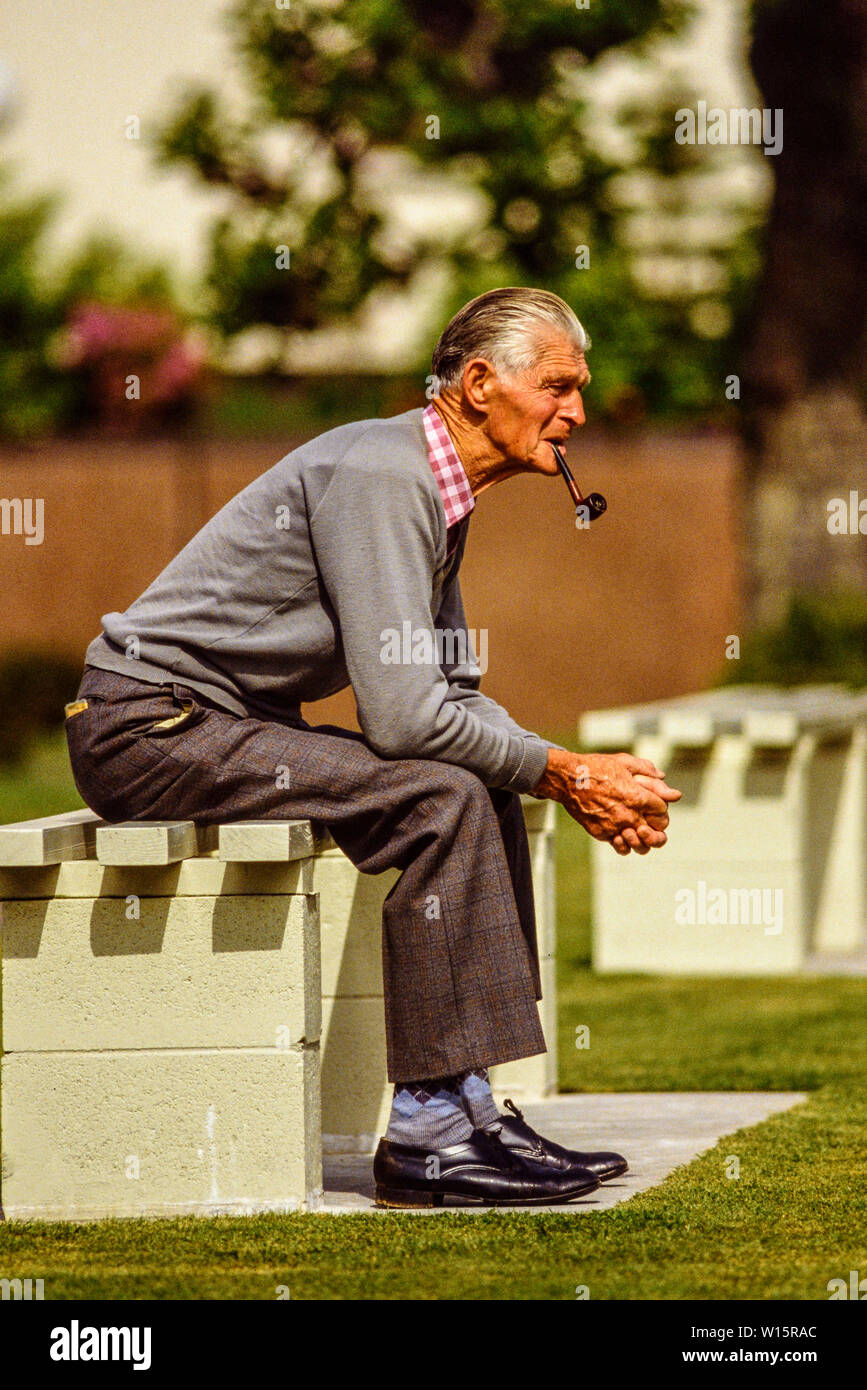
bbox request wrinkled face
[485,329,590,472]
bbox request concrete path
[320,1091,806,1214]
[804,950,867,976]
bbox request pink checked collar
[422,403,475,531]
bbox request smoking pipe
[550,442,607,524]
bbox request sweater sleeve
[433,565,566,777]
[308,461,548,792]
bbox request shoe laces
[503,1098,545,1157]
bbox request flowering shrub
[58,302,207,431]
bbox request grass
[0,730,85,823]
[0,732,865,1298]
[554,805,867,1091]
[0,1084,863,1300]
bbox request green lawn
[0,729,86,823]
[0,1083,863,1300]
[0,733,865,1299]
[554,804,867,1092]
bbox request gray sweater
[84,408,555,794]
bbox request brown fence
[0,426,742,736]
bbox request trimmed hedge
[0,648,83,764]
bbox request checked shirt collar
[422,403,475,537]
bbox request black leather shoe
[373,1127,600,1208]
[482,1099,628,1182]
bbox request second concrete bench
[579,684,867,974]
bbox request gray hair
[431,287,589,391]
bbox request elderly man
[66,286,680,1209]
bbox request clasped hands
[531,749,682,855]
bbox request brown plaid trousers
[65,666,547,1082]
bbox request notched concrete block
[1,1048,322,1221]
[2,893,321,1051]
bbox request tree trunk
[742,0,867,627]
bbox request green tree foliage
[0,647,83,763]
[0,172,76,438]
[156,0,759,417]
[0,163,181,439]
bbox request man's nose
[561,393,586,428]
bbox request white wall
[0,0,238,286]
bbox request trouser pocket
[63,683,212,820]
[139,683,214,739]
[144,694,199,736]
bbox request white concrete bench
[579,684,867,974]
[0,798,556,1221]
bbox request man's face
[482,329,590,473]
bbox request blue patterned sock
[385,1075,474,1149]
[457,1067,500,1128]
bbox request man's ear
[461,358,496,413]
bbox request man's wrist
[530,747,580,803]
